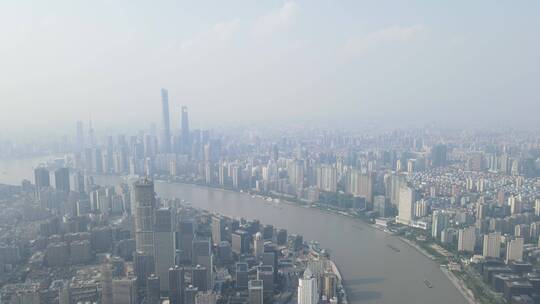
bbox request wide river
[0,157,468,304]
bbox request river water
[0,157,468,304]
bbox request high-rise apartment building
[482,232,501,258]
[458,226,476,252]
[506,237,524,263]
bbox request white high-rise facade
[396,186,416,225]
[298,269,318,304]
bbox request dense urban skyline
[1,1,540,135]
[1,2,540,304]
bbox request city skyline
[1,2,540,304]
[1,1,540,135]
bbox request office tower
[54,167,70,193]
[396,186,416,225]
[146,274,160,304]
[112,277,137,304]
[76,120,85,151]
[185,285,198,304]
[181,105,190,154]
[101,263,114,304]
[431,144,447,167]
[257,266,274,294]
[191,265,208,292]
[254,232,264,260]
[134,178,156,254]
[192,238,213,289]
[34,166,50,198]
[211,216,225,245]
[248,280,264,304]
[161,88,171,153]
[232,230,250,255]
[177,220,195,262]
[276,229,287,246]
[134,251,155,289]
[154,208,175,292]
[261,226,273,240]
[482,232,501,258]
[298,269,318,304]
[262,251,278,281]
[192,238,211,265]
[212,242,228,265]
[535,199,540,217]
[169,266,185,304]
[458,226,476,252]
[506,238,524,263]
[432,210,448,239]
[235,262,249,289]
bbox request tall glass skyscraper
[161,88,171,153]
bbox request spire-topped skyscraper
[181,105,190,154]
[161,88,171,153]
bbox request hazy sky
[1,1,539,136]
